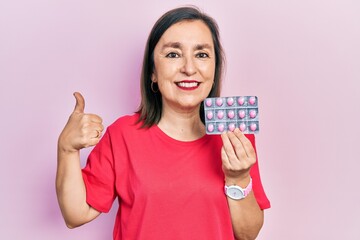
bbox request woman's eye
[197,52,209,58]
[166,52,179,58]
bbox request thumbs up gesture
[58,92,104,153]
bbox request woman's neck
[157,106,205,141]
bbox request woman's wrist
[225,174,251,188]
[57,141,80,157]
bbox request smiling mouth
[176,81,200,90]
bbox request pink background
[1,0,359,239]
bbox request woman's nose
[180,56,197,76]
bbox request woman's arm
[56,150,100,228]
[56,92,103,228]
[221,129,264,240]
[224,177,264,240]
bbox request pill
[226,97,234,106]
[239,123,246,132]
[238,97,245,105]
[206,111,213,120]
[249,96,256,105]
[216,98,223,106]
[228,123,236,132]
[207,123,214,132]
[205,99,212,107]
[249,109,257,118]
[218,123,225,132]
[250,123,257,131]
[217,110,224,119]
[227,110,235,119]
[238,110,246,119]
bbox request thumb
[73,92,85,113]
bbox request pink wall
[1,0,359,239]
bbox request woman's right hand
[56,92,103,228]
[58,92,104,153]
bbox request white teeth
[177,82,199,88]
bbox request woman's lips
[175,80,200,90]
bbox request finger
[221,146,232,169]
[87,113,103,123]
[94,125,104,138]
[97,124,104,133]
[85,137,101,148]
[221,132,238,163]
[228,129,248,159]
[86,122,104,138]
[233,128,256,159]
[221,134,244,175]
[73,92,85,113]
[92,130,101,139]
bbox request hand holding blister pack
[203,96,259,134]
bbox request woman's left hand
[221,128,256,183]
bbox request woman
[56,6,270,240]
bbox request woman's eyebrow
[162,42,182,50]
[194,43,212,50]
[161,42,213,51]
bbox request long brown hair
[136,6,225,127]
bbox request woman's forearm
[226,178,264,240]
[56,148,100,228]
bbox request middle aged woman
[56,6,270,240]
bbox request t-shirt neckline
[151,124,210,146]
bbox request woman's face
[152,20,216,113]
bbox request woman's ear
[151,72,157,82]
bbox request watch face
[227,187,245,200]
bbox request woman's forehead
[157,20,214,48]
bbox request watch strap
[243,177,253,196]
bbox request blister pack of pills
[203,96,259,134]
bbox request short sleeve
[82,129,116,213]
[246,134,271,210]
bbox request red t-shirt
[82,114,270,240]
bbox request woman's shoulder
[108,113,142,131]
